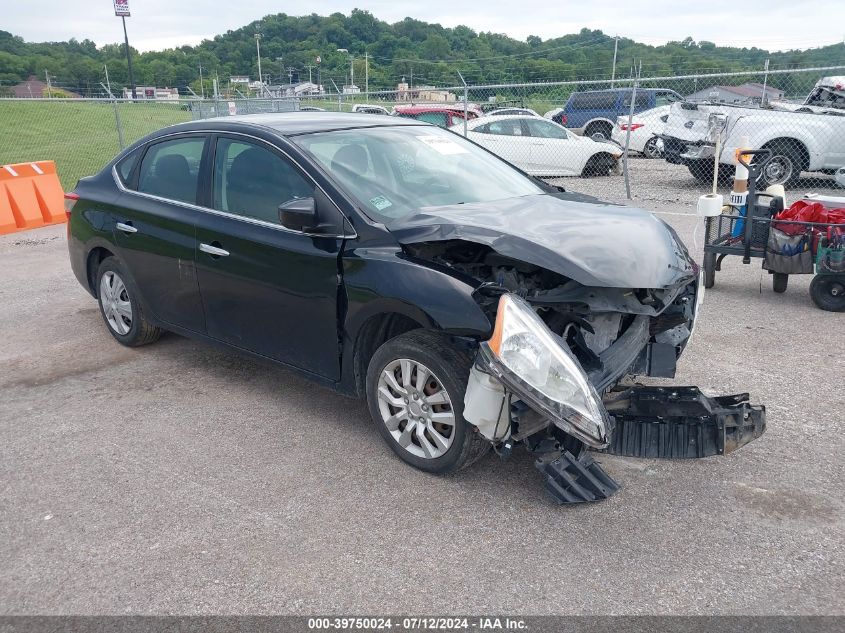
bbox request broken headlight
[479,294,610,448]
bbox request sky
[3,0,844,53]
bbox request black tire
[585,121,613,141]
[365,330,490,474]
[809,275,845,312]
[642,136,662,159]
[582,153,614,178]
[96,257,162,347]
[757,142,804,189]
[772,272,789,293]
[688,161,733,186]
[703,252,717,289]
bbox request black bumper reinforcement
[535,450,620,504]
[601,386,766,458]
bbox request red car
[393,105,480,128]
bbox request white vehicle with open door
[453,115,622,177]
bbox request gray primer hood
[389,193,696,289]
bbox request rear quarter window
[116,149,140,187]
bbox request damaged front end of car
[394,195,766,504]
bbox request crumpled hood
[389,192,696,289]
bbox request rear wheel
[809,275,845,312]
[757,142,804,189]
[366,330,490,474]
[96,257,162,347]
[772,272,789,294]
[585,121,613,141]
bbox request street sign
[114,0,130,17]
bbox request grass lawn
[0,100,191,190]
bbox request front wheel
[365,330,490,474]
[582,153,615,177]
[809,275,845,312]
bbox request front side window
[524,119,568,139]
[293,125,544,223]
[482,119,524,136]
[212,138,314,225]
[137,137,205,204]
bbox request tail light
[619,123,645,131]
[64,192,79,238]
[64,192,79,218]
[554,113,567,125]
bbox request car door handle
[116,222,137,234]
[199,243,230,257]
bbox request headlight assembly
[479,293,610,448]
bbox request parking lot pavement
[1,205,843,615]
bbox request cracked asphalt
[1,167,843,614]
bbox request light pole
[255,33,263,95]
[337,48,353,91]
[276,57,284,84]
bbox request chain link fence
[1,66,843,205]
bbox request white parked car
[610,105,670,158]
[351,104,390,115]
[484,107,540,117]
[452,115,622,177]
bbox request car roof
[394,105,469,113]
[166,111,423,135]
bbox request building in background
[122,86,179,100]
[685,82,784,104]
[267,81,324,98]
[396,81,456,102]
[10,76,80,98]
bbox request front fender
[342,246,492,340]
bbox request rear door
[112,134,207,332]
[192,134,344,379]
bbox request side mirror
[278,197,316,231]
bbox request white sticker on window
[416,135,468,155]
[370,195,393,211]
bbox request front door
[112,134,207,332]
[193,135,342,379]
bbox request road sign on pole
[113,0,130,16]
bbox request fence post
[622,61,641,200]
[100,74,125,150]
[457,71,468,137]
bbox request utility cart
[702,150,845,312]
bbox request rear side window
[568,92,618,110]
[116,149,140,186]
[137,137,205,205]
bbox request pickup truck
[661,76,845,188]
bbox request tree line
[1,10,842,97]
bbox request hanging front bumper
[601,386,766,458]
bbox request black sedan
[67,113,764,503]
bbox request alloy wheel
[376,358,455,459]
[100,271,133,335]
[761,155,794,186]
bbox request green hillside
[1,11,843,96]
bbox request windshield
[292,125,544,222]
